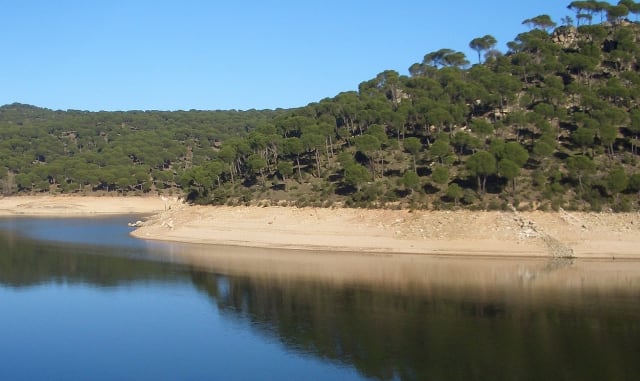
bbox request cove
[1,216,639,381]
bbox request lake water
[0,216,639,381]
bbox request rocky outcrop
[552,26,579,49]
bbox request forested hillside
[3,1,640,212]
[0,105,283,194]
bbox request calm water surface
[0,216,639,381]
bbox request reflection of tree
[191,270,640,381]
[2,228,639,381]
[0,232,182,287]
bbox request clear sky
[2,1,574,111]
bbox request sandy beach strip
[0,195,169,216]
[0,195,637,259]
[131,204,640,259]
[1,195,637,292]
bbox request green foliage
[567,155,596,189]
[354,135,380,154]
[431,166,450,186]
[628,173,640,193]
[403,137,422,155]
[429,139,452,163]
[277,161,294,179]
[469,119,494,137]
[401,171,421,193]
[533,139,555,160]
[498,159,521,193]
[246,154,267,175]
[469,35,498,64]
[572,127,596,152]
[522,14,557,31]
[2,3,640,210]
[466,151,497,193]
[606,166,628,196]
[365,125,389,146]
[343,164,370,191]
[505,142,529,167]
[499,159,520,179]
[446,183,464,205]
[337,151,355,167]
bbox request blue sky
[2,1,573,111]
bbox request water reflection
[0,229,185,288]
[1,217,640,380]
[158,243,640,380]
[186,264,640,381]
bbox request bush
[487,199,502,210]
[613,198,631,212]
[537,202,550,211]
[551,182,564,194]
[589,202,602,212]
[462,189,477,205]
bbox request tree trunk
[370,158,376,180]
[329,135,334,157]
[325,138,330,159]
[578,174,583,191]
[315,150,321,177]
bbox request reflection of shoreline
[0,242,184,289]
[152,242,640,302]
[1,210,639,299]
[190,263,640,381]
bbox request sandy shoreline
[0,195,169,216]
[0,195,637,259]
[131,203,640,259]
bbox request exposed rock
[552,26,578,49]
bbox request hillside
[2,1,640,212]
[0,104,283,194]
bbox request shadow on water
[1,216,640,380]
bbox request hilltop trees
[469,35,498,64]
[523,14,558,32]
